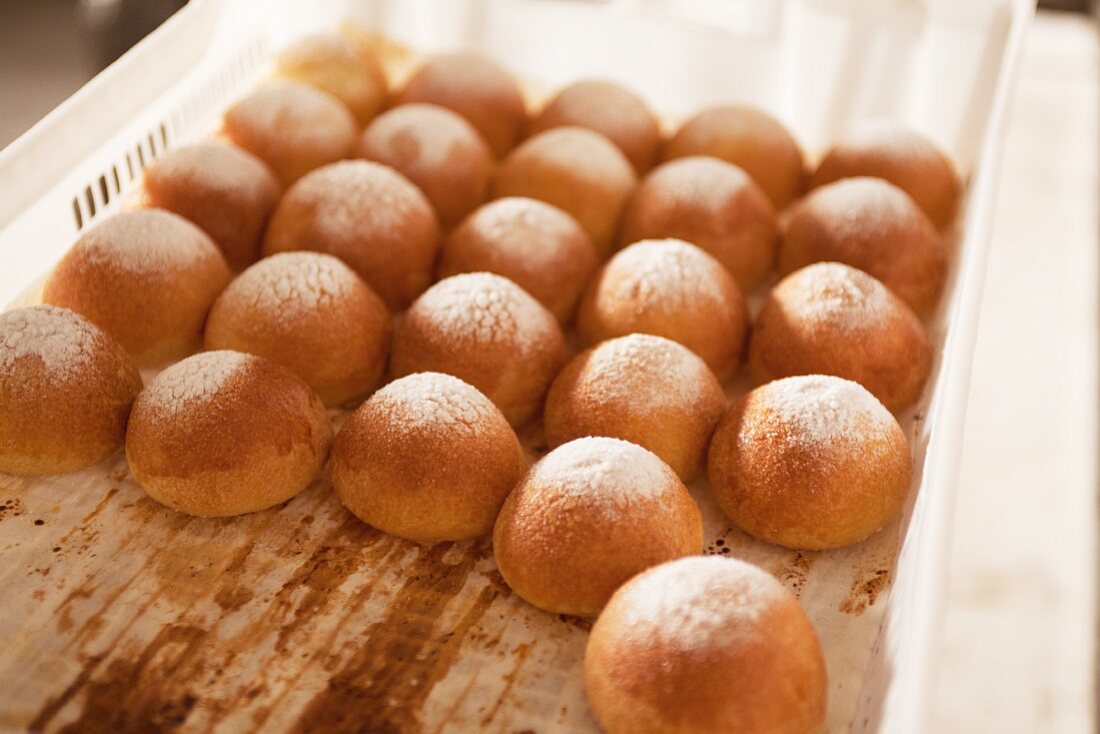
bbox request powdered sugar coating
[407,272,556,352]
[777,262,891,332]
[226,80,355,153]
[466,197,586,260]
[362,103,485,170]
[524,436,677,511]
[223,252,357,323]
[642,155,756,215]
[78,209,220,273]
[398,52,527,158]
[143,143,276,199]
[366,372,501,439]
[750,374,894,455]
[607,239,732,306]
[614,556,787,646]
[141,350,249,415]
[294,160,433,246]
[0,305,100,381]
[570,334,712,410]
[809,177,924,239]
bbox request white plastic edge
[878,0,1035,731]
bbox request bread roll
[577,239,748,380]
[620,156,778,290]
[358,103,494,227]
[274,32,388,125]
[491,126,636,257]
[749,262,932,412]
[531,80,662,174]
[665,105,805,209]
[585,556,827,734]
[398,52,527,158]
[132,143,281,270]
[811,120,961,230]
[126,350,332,517]
[437,197,598,324]
[42,209,232,366]
[262,160,442,311]
[778,177,947,315]
[389,272,566,426]
[544,334,724,481]
[708,374,911,549]
[0,305,142,476]
[204,252,390,407]
[221,80,357,186]
[493,436,703,616]
[330,372,526,541]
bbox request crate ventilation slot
[69,35,268,232]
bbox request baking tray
[0,0,1033,731]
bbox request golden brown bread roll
[357,103,494,227]
[576,239,748,380]
[274,32,388,126]
[749,262,932,412]
[262,160,442,311]
[530,80,663,174]
[125,350,332,517]
[585,556,827,734]
[42,209,232,366]
[620,155,778,290]
[778,177,947,315]
[0,305,142,476]
[544,334,725,482]
[492,436,703,616]
[437,197,598,325]
[708,374,911,549]
[665,104,806,209]
[221,80,357,186]
[204,252,391,407]
[491,126,637,257]
[389,272,566,426]
[131,143,281,271]
[398,52,528,158]
[330,372,526,542]
[811,120,961,230]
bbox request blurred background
[0,1,1097,732]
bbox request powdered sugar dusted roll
[811,120,961,230]
[619,155,778,290]
[493,436,703,616]
[398,52,528,159]
[530,80,663,175]
[262,160,442,311]
[358,103,494,227]
[204,252,391,407]
[42,209,232,366]
[577,239,748,380]
[125,351,332,517]
[132,143,281,271]
[544,334,725,481]
[331,372,525,542]
[665,104,806,209]
[389,272,566,427]
[0,305,142,476]
[749,262,932,412]
[585,556,827,734]
[491,127,637,256]
[221,80,357,186]
[708,374,911,549]
[437,197,598,325]
[779,177,947,315]
[274,33,388,126]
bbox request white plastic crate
[0,0,1032,731]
